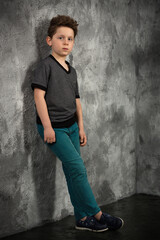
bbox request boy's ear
[46,36,52,47]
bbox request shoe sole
[75,226,109,232]
[120,218,124,228]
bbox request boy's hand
[44,126,56,144]
[79,129,87,147]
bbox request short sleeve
[75,70,80,98]
[31,61,50,91]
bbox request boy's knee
[64,159,87,179]
[73,163,87,179]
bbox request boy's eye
[58,37,73,41]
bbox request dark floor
[1,194,160,240]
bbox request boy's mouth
[62,48,69,50]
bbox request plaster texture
[135,0,160,195]
[0,0,159,238]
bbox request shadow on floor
[1,194,160,240]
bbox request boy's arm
[76,98,87,146]
[34,88,56,143]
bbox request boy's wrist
[78,123,84,131]
[43,123,52,130]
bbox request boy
[31,15,124,232]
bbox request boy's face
[46,26,75,58]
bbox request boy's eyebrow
[58,34,73,38]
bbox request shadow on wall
[131,1,160,193]
[21,19,57,225]
[131,4,160,150]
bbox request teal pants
[37,122,101,221]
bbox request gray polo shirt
[31,54,80,127]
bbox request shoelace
[86,217,99,229]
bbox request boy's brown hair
[48,15,79,39]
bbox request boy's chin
[59,52,70,57]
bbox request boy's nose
[64,38,69,44]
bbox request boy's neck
[51,52,67,64]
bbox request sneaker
[75,216,108,232]
[99,212,124,230]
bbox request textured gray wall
[0,0,159,238]
[135,0,160,195]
